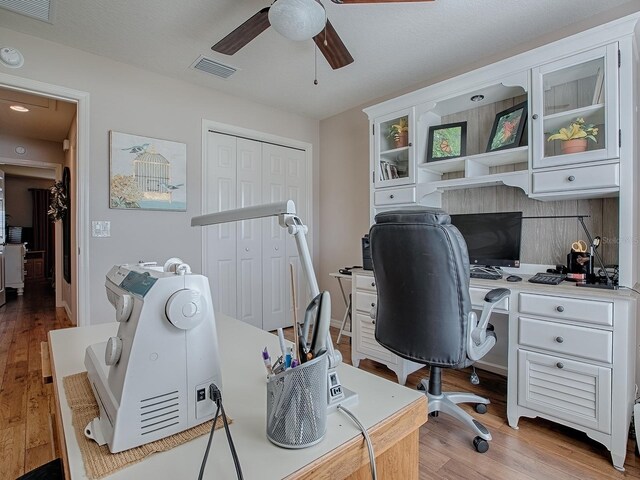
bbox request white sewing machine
[84,259,222,453]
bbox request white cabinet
[373,108,415,188]
[531,43,619,170]
[351,270,423,385]
[204,132,309,331]
[507,289,635,471]
[5,243,26,295]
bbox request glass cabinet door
[374,108,415,187]
[531,43,619,169]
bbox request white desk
[351,268,638,471]
[49,313,426,479]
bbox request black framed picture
[486,101,527,152]
[426,121,467,162]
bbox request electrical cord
[198,384,244,480]
[337,404,377,480]
[619,286,640,295]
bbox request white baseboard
[62,301,73,325]
[330,317,342,330]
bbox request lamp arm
[283,214,341,368]
[577,216,612,285]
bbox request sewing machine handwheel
[166,289,205,330]
[115,294,133,322]
[105,336,123,366]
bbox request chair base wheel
[475,403,487,414]
[473,436,489,453]
[429,411,439,418]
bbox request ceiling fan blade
[331,0,433,3]
[313,19,354,70]
[212,7,271,55]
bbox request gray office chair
[369,208,509,453]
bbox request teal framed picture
[486,102,527,152]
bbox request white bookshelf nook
[359,14,640,471]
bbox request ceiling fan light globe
[269,0,326,42]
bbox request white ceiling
[0,0,639,120]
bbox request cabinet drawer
[519,293,612,326]
[356,313,396,364]
[355,274,377,292]
[470,287,509,311]
[374,186,416,206]
[532,163,619,194]
[355,291,377,314]
[518,317,612,363]
[518,349,611,433]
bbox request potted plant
[547,117,598,155]
[388,117,409,148]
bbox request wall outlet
[92,221,111,237]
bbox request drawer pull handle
[408,142,412,147]
[556,362,564,369]
[556,306,564,312]
[532,114,539,120]
[371,302,375,307]
[371,282,375,287]
[390,194,395,199]
[372,320,375,325]
[567,175,575,182]
[555,336,564,343]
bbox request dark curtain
[30,188,55,279]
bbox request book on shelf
[592,67,604,105]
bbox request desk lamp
[192,200,357,409]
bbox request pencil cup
[266,353,328,448]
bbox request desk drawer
[518,349,611,433]
[470,287,509,311]
[374,186,416,206]
[532,163,619,194]
[356,312,395,364]
[355,274,377,292]
[519,293,612,326]
[355,291,377,315]
[518,317,612,363]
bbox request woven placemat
[63,372,228,479]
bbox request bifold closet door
[262,143,308,331]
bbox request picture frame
[109,131,187,211]
[426,121,467,162]
[486,101,527,152]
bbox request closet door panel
[205,132,237,318]
[262,144,288,330]
[236,138,263,328]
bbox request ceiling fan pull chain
[314,45,318,85]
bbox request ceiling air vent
[0,0,53,23]
[191,56,237,79]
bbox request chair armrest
[467,288,511,362]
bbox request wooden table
[49,313,426,479]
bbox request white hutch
[355,13,640,470]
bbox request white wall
[0,133,64,164]
[0,26,319,325]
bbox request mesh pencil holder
[266,352,328,449]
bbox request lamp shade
[268,0,326,41]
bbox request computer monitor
[449,212,522,268]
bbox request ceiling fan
[212,0,433,70]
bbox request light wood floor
[1,287,639,479]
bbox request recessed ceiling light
[0,47,24,68]
[470,94,485,102]
[10,105,29,112]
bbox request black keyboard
[470,271,502,280]
[528,272,566,285]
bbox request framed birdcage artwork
[426,121,467,162]
[109,131,187,211]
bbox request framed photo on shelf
[426,121,467,162]
[486,101,527,152]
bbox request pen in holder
[266,352,328,449]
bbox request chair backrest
[369,208,472,368]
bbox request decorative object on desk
[63,372,228,480]
[566,239,590,282]
[547,117,598,155]
[110,131,186,211]
[387,116,409,148]
[47,181,67,221]
[486,101,527,152]
[427,121,466,162]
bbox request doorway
[0,74,89,325]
